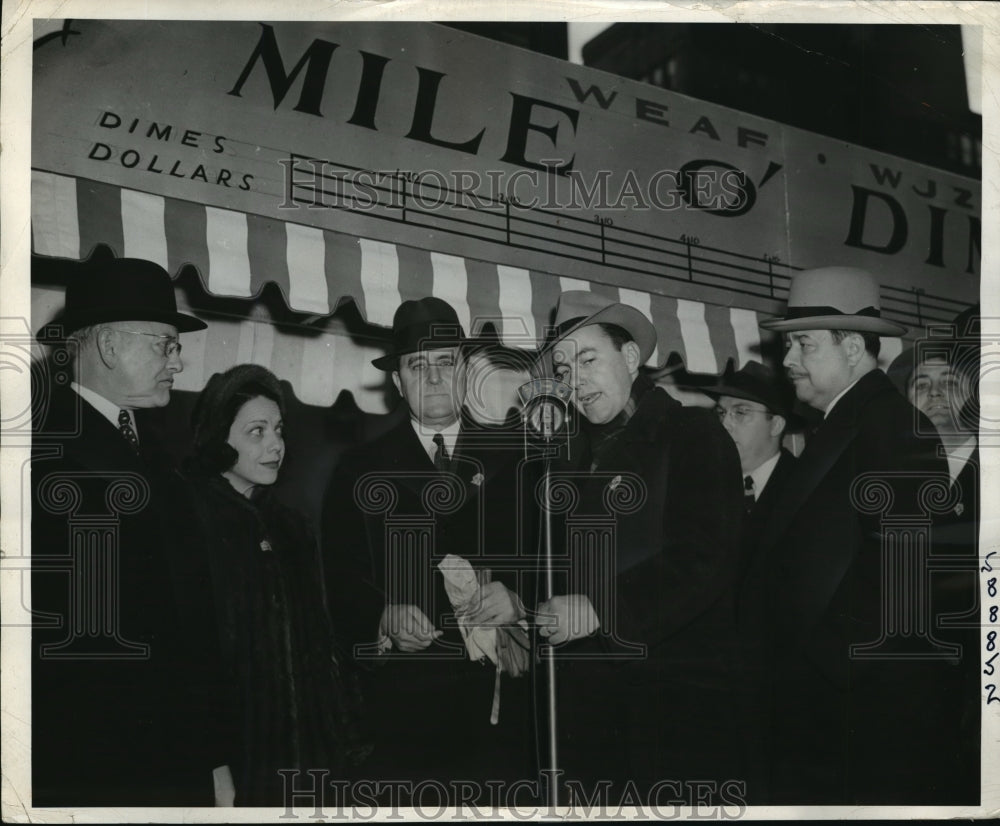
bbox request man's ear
[391,371,402,396]
[622,340,642,375]
[770,413,786,439]
[95,327,118,369]
[843,332,865,367]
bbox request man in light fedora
[31,257,215,805]
[322,297,536,804]
[534,290,744,800]
[743,266,969,804]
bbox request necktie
[743,474,755,514]
[118,409,140,455]
[433,432,450,472]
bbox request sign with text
[32,20,979,311]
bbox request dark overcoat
[547,380,745,796]
[734,446,796,795]
[169,473,363,806]
[927,445,981,804]
[31,386,214,805]
[742,368,975,804]
[321,414,538,798]
[747,449,797,528]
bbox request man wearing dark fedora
[534,291,744,800]
[703,359,799,799]
[743,266,970,804]
[31,257,215,805]
[321,297,536,803]
[707,359,798,523]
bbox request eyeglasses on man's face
[715,403,773,424]
[115,328,183,358]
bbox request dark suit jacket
[930,445,981,804]
[548,380,745,789]
[749,449,796,523]
[735,447,795,798]
[322,412,537,793]
[31,386,213,806]
[742,369,972,804]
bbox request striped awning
[31,170,903,409]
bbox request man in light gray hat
[535,290,744,801]
[741,266,971,804]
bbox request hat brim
[760,314,907,336]
[544,304,657,364]
[703,383,804,429]
[372,339,469,371]
[702,383,772,406]
[37,307,207,340]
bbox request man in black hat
[535,291,744,801]
[702,360,798,797]
[707,360,797,524]
[31,257,214,805]
[321,297,536,804]
[742,266,970,804]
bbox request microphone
[518,378,573,442]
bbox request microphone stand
[519,380,571,811]
[542,417,558,810]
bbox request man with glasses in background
[704,359,799,802]
[707,359,798,523]
[31,257,217,805]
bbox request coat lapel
[751,448,795,519]
[612,385,671,473]
[63,391,150,476]
[384,420,437,497]
[381,417,489,505]
[757,371,886,554]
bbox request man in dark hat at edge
[31,257,218,805]
[886,309,981,803]
[887,310,979,526]
[534,291,745,803]
[321,297,537,805]
[741,266,970,804]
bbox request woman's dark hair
[187,364,286,476]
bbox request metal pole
[543,461,559,809]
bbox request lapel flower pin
[259,539,273,552]
[954,503,964,517]
[471,472,485,487]
[608,474,622,491]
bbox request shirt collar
[747,450,781,499]
[410,417,461,462]
[823,377,862,418]
[71,381,136,437]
